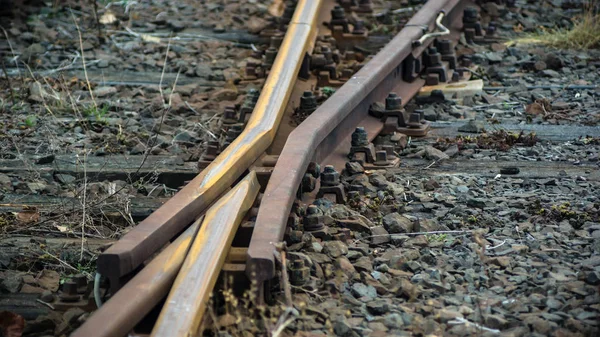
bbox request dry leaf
[224,80,238,92]
[15,209,40,223]
[141,34,161,43]
[99,10,117,25]
[268,0,285,17]
[55,225,68,232]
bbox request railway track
[73,0,481,335]
[2,0,598,336]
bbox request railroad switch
[316,165,346,204]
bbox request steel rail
[97,0,323,288]
[151,172,260,337]
[247,0,468,283]
[71,218,201,337]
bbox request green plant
[24,115,37,128]
[425,233,448,243]
[322,86,335,98]
[83,103,109,121]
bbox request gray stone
[383,213,413,233]
[424,146,450,161]
[370,226,390,246]
[484,314,508,329]
[351,282,377,298]
[0,173,12,189]
[366,299,390,315]
[323,241,348,258]
[93,86,117,97]
[384,313,404,329]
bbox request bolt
[223,106,237,121]
[407,112,422,128]
[304,205,324,231]
[385,93,402,111]
[302,173,317,193]
[270,35,284,49]
[437,39,453,55]
[299,91,317,113]
[282,3,295,20]
[425,47,442,67]
[375,150,388,163]
[352,20,366,35]
[463,7,479,22]
[74,274,87,290]
[331,5,346,20]
[351,127,369,147]
[307,162,320,178]
[264,47,277,67]
[381,144,394,156]
[320,165,340,186]
[205,141,219,156]
[289,259,309,286]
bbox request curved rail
[247,0,468,282]
[97,0,323,287]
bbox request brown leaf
[0,311,25,337]
[15,208,40,224]
[37,270,60,292]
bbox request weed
[321,86,335,98]
[426,233,448,243]
[24,115,37,128]
[83,103,109,121]
[511,2,600,49]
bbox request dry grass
[511,2,600,49]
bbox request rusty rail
[97,0,323,289]
[150,172,259,337]
[72,218,201,337]
[247,0,469,283]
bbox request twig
[356,230,472,242]
[158,35,172,103]
[184,101,218,140]
[36,299,55,310]
[485,240,506,250]
[424,160,437,169]
[70,9,97,112]
[273,242,292,308]
[79,152,88,261]
[448,317,500,334]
